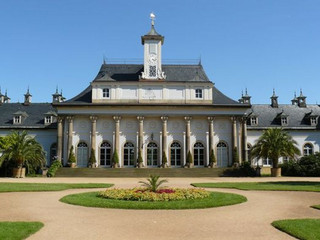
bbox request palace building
[0,15,319,169]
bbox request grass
[272,219,320,240]
[0,183,113,192]
[191,181,320,192]
[311,205,320,210]
[0,222,44,240]
[60,191,247,210]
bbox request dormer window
[250,117,258,126]
[13,116,21,124]
[195,89,203,99]
[310,116,318,126]
[45,116,52,124]
[281,117,288,126]
[102,88,110,98]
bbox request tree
[250,128,300,176]
[112,149,119,168]
[0,131,45,174]
[139,175,168,192]
[68,146,76,165]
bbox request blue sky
[0,0,319,104]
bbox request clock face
[149,54,157,64]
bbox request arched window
[50,143,57,164]
[194,142,204,166]
[77,142,88,167]
[147,142,158,167]
[217,142,228,167]
[170,142,181,167]
[303,143,314,156]
[100,142,111,166]
[124,142,135,166]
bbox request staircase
[55,167,226,178]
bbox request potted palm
[250,128,300,177]
[68,146,76,168]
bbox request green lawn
[0,222,44,240]
[0,183,113,192]
[192,181,320,192]
[272,219,320,240]
[311,205,320,210]
[60,191,247,210]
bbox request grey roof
[93,64,210,82]
[247,104,320,129]
[0,103,57,129]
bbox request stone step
[55,167,226,178]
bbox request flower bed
[99,188,210,202]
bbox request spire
[24,87,32,105]
[270,88,278,108]
[241,88,251,104]
[150,12,155,26]
[291,91,298,105]
[4,89,10,103]
[297,89,307,107]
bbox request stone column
[66,116,74,158]
[208,117,214,152]
[137,116,144,150]
[184,116,192,154]
[242,118,248,162]
[161,116,168,167]
[113,116,121,153]
[90,116,98,151]
[232,117,238,165]
[57,116,64,163]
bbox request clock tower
[141,13,166,80]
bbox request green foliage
[68,146,76,164]
[209,149,216,164]
[272,219,320,240]
[0,131,45,174]
[112,149,119,164]
[0,222,44,240]
[47,160,62,177]
[137,149,143,163]
[162,151,167,166]
[233,147,239,164]
[186,151,193,164]
[250,128,300,168]
[281,153,320,177]
[223,161,256,177]
[89,149,96,165]
[60,191,247,210]
[139,175,168,192]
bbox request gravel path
[0,177,320,240]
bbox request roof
[247,104,320,129]
[0,103,57,129]
[93,64,211,82]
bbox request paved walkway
[0,177,320,240]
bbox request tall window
[170,142,181,166]
[195,89,203,99]
[50,143,57,164]
[263,158,272,166]
[103,88,110,98]
[100,142,111,166]
[194,142,204,166]
[147,142,158,166]
[149,66,156,77]
[77,142,88,167]
[303,143,313,156]
[124,142,135,166]
[217,142,228,167]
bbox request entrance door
[77,142,88,167]
[194,142,205,167]
[100,142,111,167]
[123,142,135,167]
[217,142,228,167]
[147,142,158,167]
[170,142,181,167]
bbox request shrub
[68,146,76,164]
[233,147,239,164]
[112,149,119,166]
[186,151,193,164]
[139,175,168,192]
[161,151,167,167]
[47,160,62,177]
[281,153,320,177]
[209,149,216,166]
[223,161,256,177]
[88,149,96,165]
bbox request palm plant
[0,131,45,172]
[250,128,300,175]
[139,175,168,192]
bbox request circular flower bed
[99,188,210,202]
